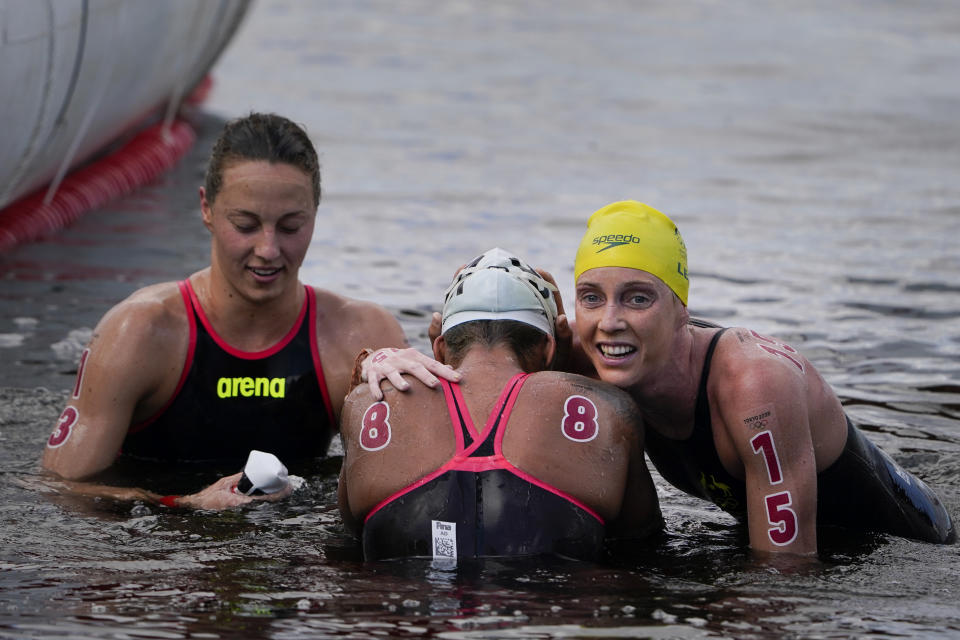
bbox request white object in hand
[236,450,289,495]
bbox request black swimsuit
[121,280,336,464]
[362,373,606,561]
[644,326,955,544]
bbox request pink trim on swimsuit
[306,286,335,427]
[364,373,604,525]
[442,377,468,452]
[184,279,307,359]
[128,281,197,434]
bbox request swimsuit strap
[304,285,336,427]
[488,372,529,456]
[184,277,310,358]
[694,328,729,430]
[439,373,530,458]
[469,372,527,457]
[128,281,197,435]
[440,378,472,453]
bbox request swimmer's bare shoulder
[311,286,410,417]
[340,373,448,462]
[97,281,190,384]
[528,371,642,424]
[527,371,661,538]
[338,374,448,520]
[341,372,441,429]
[43,281,190,479]
[311,286,406,340]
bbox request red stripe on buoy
[184,74,214,106]
[0,119,196,252]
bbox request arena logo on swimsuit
[216,376,286,399]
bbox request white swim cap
[441,248,558,337]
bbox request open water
[2,1,960,638]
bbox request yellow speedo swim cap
[574,200,689,305]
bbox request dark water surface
[2,1,960,638]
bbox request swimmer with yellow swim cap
[377,198,955,555]
[574,200,689,305]
[570,200,954,554]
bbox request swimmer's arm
[608,415,663,541]
[37,473,291,510]
[36,296,271,509]
[337,458,361,535]
[720,365,818,556]
[41,301,163,480]
[335,394,364,535]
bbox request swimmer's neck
[452,344,529,381]
[624,323,702,438]
[189,268,305,349]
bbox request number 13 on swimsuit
[750,430,798,546]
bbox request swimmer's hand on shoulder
[178,472,294,510]
[363,345,460,401]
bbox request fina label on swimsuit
[432,520,457,560]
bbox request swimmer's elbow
[41,458,85,481]
[40,448,64,476]
[41,448,107,481]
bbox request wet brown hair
[442,320,551,372]
[204,112,321,206]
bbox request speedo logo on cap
[592,234,643,252]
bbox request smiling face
[201,160,317,305]
[574,266,688,391]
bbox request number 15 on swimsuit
[750,430,798,546]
